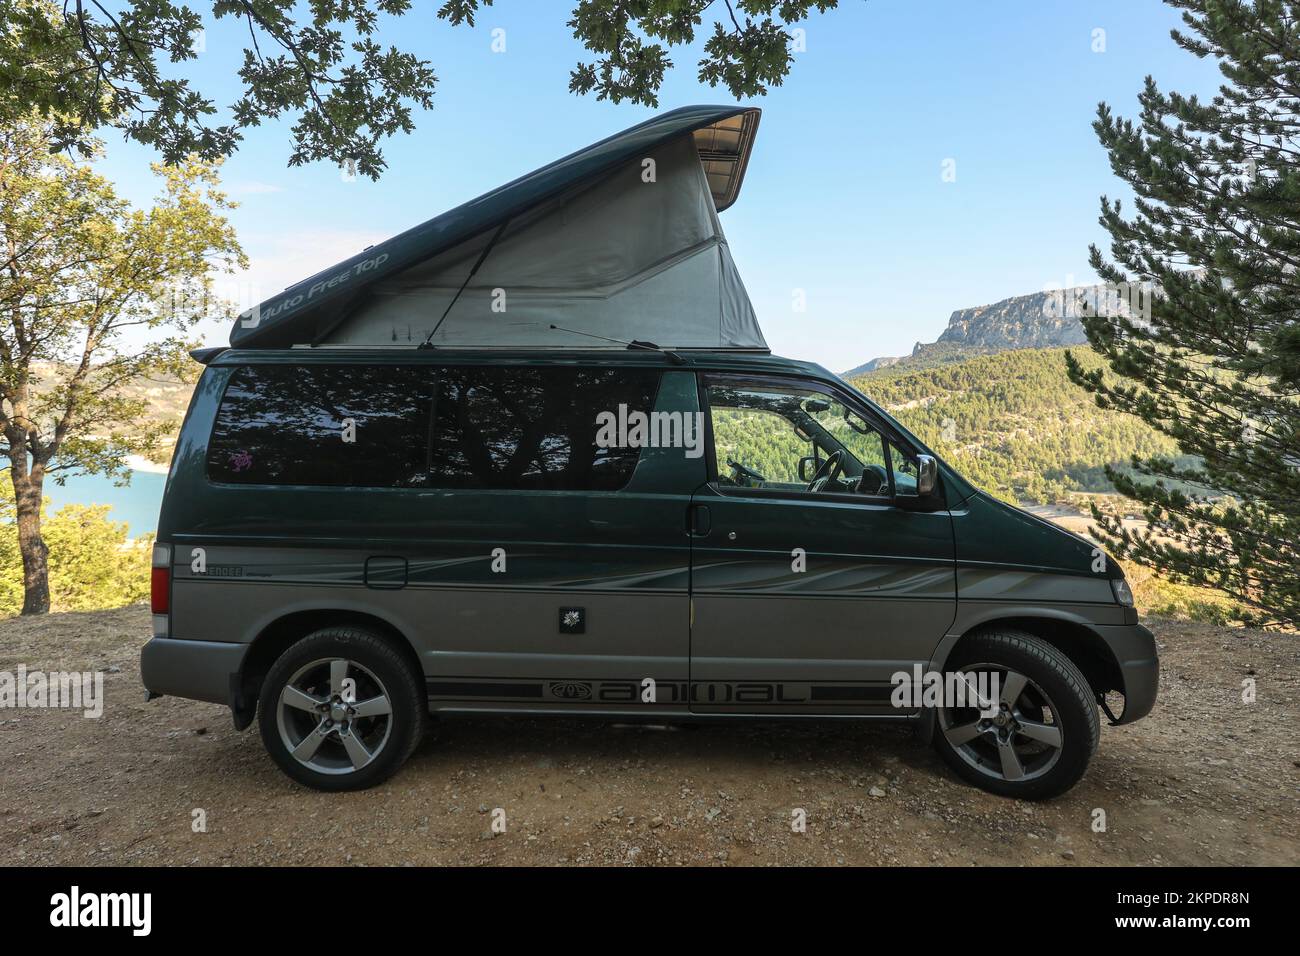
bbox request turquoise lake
[44,470,168,537]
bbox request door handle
[688,504,711,536]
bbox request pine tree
[1067,0,1300,629]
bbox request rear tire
[258,627,424,792]
[932,629,1099,800]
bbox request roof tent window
[207,365,436,487]
[429,366,661,491]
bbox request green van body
[141,347,1157,795]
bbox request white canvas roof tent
[230,105,766,352]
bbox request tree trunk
[11,469,49,615]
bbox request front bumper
[1091,622,1159,724]
[141,637,249,706]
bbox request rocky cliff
[843,284,1112,376]
[935,289,1089,350]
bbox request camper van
[141,107,1158,799]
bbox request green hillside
[847,347,1180,503]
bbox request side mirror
[798,455,821,482]
[916,454,938,496]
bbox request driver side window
[704,376,890,498]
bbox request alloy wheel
[275,658,394,775]
[937,664,1065,783]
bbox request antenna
[548,325,687,365]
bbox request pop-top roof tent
[230,105,766,351]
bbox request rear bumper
[1092,622,1159,724]
[140,638,249,706]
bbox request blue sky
[96,0,1222,371]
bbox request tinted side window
[704,375,891,497]
[208,365,436,487]
[429,366,660,491]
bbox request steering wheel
[727,458,767,484]
[806,449,845,492]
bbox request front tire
[258,627,425,792]
[932,629,1100,800]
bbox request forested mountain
[827,282,1183,505]
[847,348,1180,503]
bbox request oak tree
[2,0,844,178]
[0,117,243,613]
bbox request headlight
[1111,578,1134,607]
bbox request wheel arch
[934,615,1124,703]
[233,609,423,730]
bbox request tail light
[151,544,171,637]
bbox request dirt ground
[1,605,1296,866]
